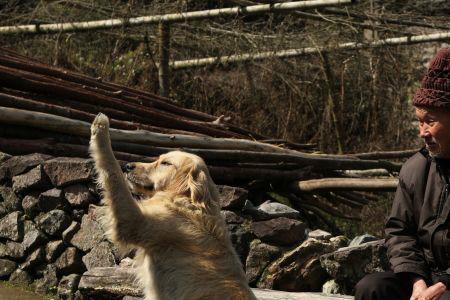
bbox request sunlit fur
[89,113,256,300]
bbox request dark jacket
[385,149,450,282]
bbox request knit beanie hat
[413,47,450,109]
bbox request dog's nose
[125,163,135,172]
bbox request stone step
[79,267,353,300]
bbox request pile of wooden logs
[0,48,414,223]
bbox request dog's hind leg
[89,113,148,246]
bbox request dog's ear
[186,165,219,212]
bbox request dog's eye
[160,161,172,166]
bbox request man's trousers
[354,271,450,300]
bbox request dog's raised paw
[91,113,110,136]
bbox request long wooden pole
[292,178,398,192]
[0,0,355,35]
[158,23,171,98]
[170,31,450,69]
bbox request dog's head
[125,151,218,211]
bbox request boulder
[78,267,142,298]
[221,210,245,224]
[257,201,301,220]
[9,268,32,285]
[308,230,332,241]
[228,223,255,264]
[36,209,71,237]
[33,264,59,294]
[70,205,106,252]
[251,217,306,246]
[322,279,342,295]
[82,241,117,270]
[0,153,52,182]
[79,267,353,300]
[22,220,48,253]
[0,152,11,164]
[0,186,21,215]
[348,234,378,247]
[0,258,17,278]
[62,221,80,243]
[43,157,95,187]
[22,194,40,218]
[38,188,68,212]
[0,241,25,260]
[45,240,66,263]
[245,240,284,285]
[0,211,23,242]
[12,165,51,194]
[58,274,81,300]
[55,247,86,276]
[320,239,388,294]
[257,238,337,291]
[64,184,96,208]
[217,185,248,209]
[20,247,45,271]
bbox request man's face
[415,106,450,158]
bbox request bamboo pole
[292,177,398,192]
[0,0,355,35]
[170,31,450,69]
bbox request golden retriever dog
[89,113,257,300]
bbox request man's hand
[410,279,447,300]
[410,278,428,300]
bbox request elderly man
[355,47,450,300]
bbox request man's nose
[125,163,136,172]
[419,125,431,138]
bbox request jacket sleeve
[385,175,429,279]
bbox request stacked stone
[0,152,387,299]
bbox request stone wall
[0,152,388,299]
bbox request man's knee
[355,272,388,295]
[354,271,409,300]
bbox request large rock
[12,165,51,194]
[0,241,25,259]
[45,240,66,263]
[55,247,86,276]
[22,194,40,218]
[348,234,378,247]
[36,209,72,237]
[320,239,388,294]
[70,205,106,252]
[43,157,95,187]
[0,152,11,164]
[217,185,248,209]
[221,210,245,224]
[64,184,96,208]
[0,211,23,242]
[58,274,81,300]
[9,268,32,285]
[33,264,59,294]
[245,240,284,286]
[0,258,17,278]
[22,220,48,253]
[228,223,255,264]
[20,247,45,271]
[257,238,337,292]
[0,186,21,217]
[82,241,117,270]
[308,230,332,241]
[79,267,142,299]
[79,266,353,300]
[0,153,52,182]
[251,217,306,246]
[38,188,68,212]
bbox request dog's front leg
[89,113,146,246]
